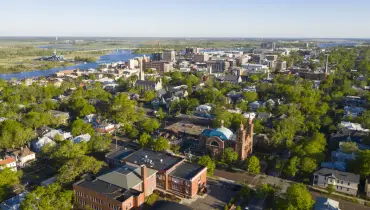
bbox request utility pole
[325,54,329,74]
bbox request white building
[32,137,56,153]
[313,168,360,196]
[11,147,36,168]
[72,134,91,143]
[0,157,17,171]
[43,129,72,140]
[241,63,269,74]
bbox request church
[198,118,254,160]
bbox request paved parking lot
[185,179,239,210]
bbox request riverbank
[0,61,76,74]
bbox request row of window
[75,191,103,204]
[76,197,122,210]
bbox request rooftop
[97,165,156,190]
[169,162,205,180]
[106,147,135,161]
[124,149,184,171]
[314,168,360,183]
[0,157,16,165]
[314,197,340,210]
[201,127,234,141]
[77,179,134,202]
[165,122,207,136]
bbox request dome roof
[202,127,234,141]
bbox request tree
[301,157,317,174]
[57,155,105,183]
[198,156,216,175]
[143,90,156,102]
[0,168,22,201]
[69,98,95,117]
[222,148,238,167]
[246,156,261,175]
[242,91,258,102]
[240,184,252,200]
[0,120,35,149]
[156,108,166,122]
[256,184,275,198]
[51,140,88,163]
[340,142,358,154]
[20,183,73,210]
[284,156,300,177]
[88,134,111,152]
[353,150,370,176]
[138,132,151,148]
[138,118,160,133]
[110,93,139,124]
[71,119,95,136]
[280,183,314,210]
[152,137,170,152]
[327,184,335,194]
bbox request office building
[143,61,173,73]
[152,52,163,61]
[194,53,209,63]
[206,60,230,72]
[163,50,176,62]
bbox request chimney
[220,120,224,128]
[141,165,148,196]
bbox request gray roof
[124,149,183,171]
[97,165,157,190]
[135,80,156,86]
[105,147,135,161]
[169,162,205,180]
[314,168,360,183]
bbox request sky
[1,0,370,38]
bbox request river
[0,50,143,80]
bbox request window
[348,182,350,185]
[347,188,349,191]
[171,183,181,191]
[341,181,343,184]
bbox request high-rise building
[260,42,276,50]
[151,52,163,61]
[162,50,176,62]
[206,60,230,72]
[185,47,200,54]
[194,53,209,63]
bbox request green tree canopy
[280,183,314,210]
[88,134,111,152]
[71,119,95,136]
[138,118,160,133]
[301,157,317,174]
[0,168,22,201]
[198,156,216,175]
[68,98,96,117]
[20,183,73,210]
[0,120,35,149]
[284,156,300,177]
[222,148,238,166]
[246,156,261,175]
[57,155,105,183]
[138,132,151,148]
[152,137,170,152]
[110,93,139,124]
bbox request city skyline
[1,0,370,38]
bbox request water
[317,42,357,48]
[0,50,143,80]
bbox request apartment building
[143,61,173,73]
[73,164,157,210]
[313,168,360,196]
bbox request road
[213,169,370,210]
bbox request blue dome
[202,127,234,141]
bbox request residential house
[74,164,157,210]
[365,178,370,198]
[0,192,28,210]
[49,110,70,124]
[249,101,264,111]
[0,157,17,171]
[314,197,340,210]
[343,106,366,119]
[313,168,360,196]
[43,129,72,140]
[72,134,91,143]
[32,136,56,153]
[10,147,36,168]
[340,121,369,134]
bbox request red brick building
[73,164,156,210]
[121,149,207,198]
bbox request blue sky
[1,0,369,38]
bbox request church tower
[235,118,254,160]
